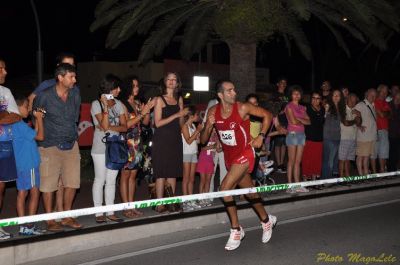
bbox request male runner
[201,80,276,251]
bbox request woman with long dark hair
[152,72,188,213]
[119,76,154,218]
[91,74,127,223]
[321,89,346,180]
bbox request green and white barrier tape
[0,170,399,227]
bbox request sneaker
[183,201,194,212]
[0,227,12,240]
[203,199,213,207]
[286,187,296,193]
[269,214,278,229]
[261,216,276,243]
[189,200,202,209]
[296,186,309,193]
[225,227,245,251]
[199,199,212,207]
[263,167,274,176]
[262,160,274,168]
[19,225,45,236]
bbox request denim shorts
[286,132,306,146]
[183,153,198,163]
[371,129,389,159]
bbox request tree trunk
[227,41,257,101]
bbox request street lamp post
[30,0,43,84]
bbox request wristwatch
[258,132,266,139]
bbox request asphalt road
[25,196,400,265]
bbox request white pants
[210,151,227,192]
[91,153,119,216]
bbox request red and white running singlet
[214,102,255,172]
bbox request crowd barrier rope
[0,170,399,228]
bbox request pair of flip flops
[122,209,144,218]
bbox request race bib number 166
[219,130,237,146]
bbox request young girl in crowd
[285,85,310,193]
[196,129,218,207]
[322,89,346,180]
[181,105,202,211]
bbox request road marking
[78,198,400,265]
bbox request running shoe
[19,225,45,236]
[0,228,12,240]
[263,160,274,168]
[182,201,194,212]
[190,200,202,209]
[225,226,245,251]
[295,186,309,193]
[286,187,296,193]
[261,215,277,243]
[199,199,212,207]
[263,167,274,176]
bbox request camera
[34,108,46,114]
[104,94,114,100]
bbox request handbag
[103,133,128,170]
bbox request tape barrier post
[0,171,399,228]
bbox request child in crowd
[196,129,218,207]
[13,94,45,235]
[181,105,202,211]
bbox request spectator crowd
[0,53,399,240]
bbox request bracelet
[103,112,109,115]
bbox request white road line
[78,198,400,265]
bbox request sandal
[106,215,124,223]
[154,205,168,214]
[95,215,107,223]
[132,209,143,216]
[122,210,136,219]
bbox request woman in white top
[91,74,127,223]
[181,105,202,201]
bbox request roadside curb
[1,178,400,265]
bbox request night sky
[1,0,400,96]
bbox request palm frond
[94,0,120,17]
[90,1,141,32]
[138,4,212,64]
[284,0,311,20]
[318,17,350,57]
[180,6,216,59]
[284,18,311,60]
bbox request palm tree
[90,0,399,99]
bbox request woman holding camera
[90,74,127,223]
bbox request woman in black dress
[152,72,188,213]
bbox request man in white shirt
[339,94,361,177]
[354,89,377,176]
